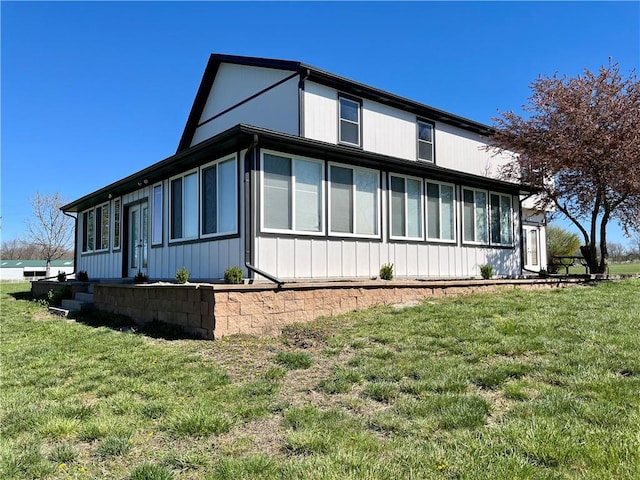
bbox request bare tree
[606,242,626,263]
[26,192,74,276]
[489,62,640,273]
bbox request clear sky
[2,1,639,247]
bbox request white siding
[191,63,299,146]
[362,99,415,159]
[303,82,338,144]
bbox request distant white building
[0,260,74,282]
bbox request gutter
[243,134,284,288]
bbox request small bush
[47,286,72,307]
[134,271,149,284]
[480,264,494,279]
[380,263,394,280]
[57,271,67,282]
[175,267,190,284]
[224,266,243,284]
[76,270,89,282]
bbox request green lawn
[566,261,640,275]
[1,280,639,479]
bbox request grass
[1,280,639,479]
[565,261,640,275]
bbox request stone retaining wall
[91,278,580,339]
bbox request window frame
[81,202,110,253]
[489,192,514,246]
[328,162,381,239]
[462,187,489,245]
[112,198,121,251]
[169,169,199,243]
[417,119,435,163]
[425,180,457,243]
[200,155,239,239]
[338,95,362,147]
[260,150,325,236]
[388,173,424,241]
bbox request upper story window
[329,163,379,237]
[262,152,323,234]
[82,203,109,253]
[202,156,238,237]
[339,96,361,147]
[417,120,434,162]
[389,174,423,240]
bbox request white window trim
[328,162,381,239]
[417,120,435,163]
[201,155,239,239]
[169,169,199,243]
[338,96,361,147]
[81,202,110,253]
[112,197,122,251]
[151,183,163,246]
[389,173,424,241]
[489,192,514,247]
[425,180,457,243]
[260,150,325,236]
[462,187,489,245]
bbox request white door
[523,226,540,271]
[128,202,149,277]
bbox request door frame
[122,199,149,278]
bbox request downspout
[243,134,284,288]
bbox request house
[0,260,74,282]
[61,54,547,283]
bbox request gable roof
[177,53,494,153]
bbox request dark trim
[461,243,516,250]
[166,233,241,248]
[197,72,299,131]
[244,135,260,279]
[298,70,309,137]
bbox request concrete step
[61,299,95,312]
[49,306,70,317]
[87,284,95,294]
[75,292,94,302]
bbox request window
[462,188,488,244]
[170,171,198,241]
[262,152,323,233]
[490,193,513,245]
[152,184,163,245]
[82,203,109,252]
[417,120,434,162]
[426,181,455,241]
[113,198,121,250]
[202,157,238,237]
[339,96,361,146]
[329,164,379,237]
[390,174,423,240]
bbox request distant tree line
[1,238,73,261]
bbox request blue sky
[2,1,639,247]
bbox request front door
[523,226,540,271]
[128,202,149,278]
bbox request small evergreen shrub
[57,271,67,282]
[224,266,243,284]
[76,270,89,282]
[380,263,394,280]
[175,267,190,284]
[480,264,494,279]
[134,271,149,284]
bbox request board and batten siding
[191,63,299,147]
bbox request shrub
[480,264,494,279]
[47,286,72,307]
[224,266,243,284]
[57,271,67,282]
[380,263,394,280]
[134,271,149,284]
[76,270,89,282]
[175,267,190,284]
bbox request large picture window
[426,181,455,242]
[462,188,488,244]
[170,171,198,241]
[390,174,423,240]
[329,164,379,237]
[338,96,361,146]
[152,184,163,245]
[262,152,323,234]
[490,193,513,246]
[82,203,109,252]
[202,157,237,237]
